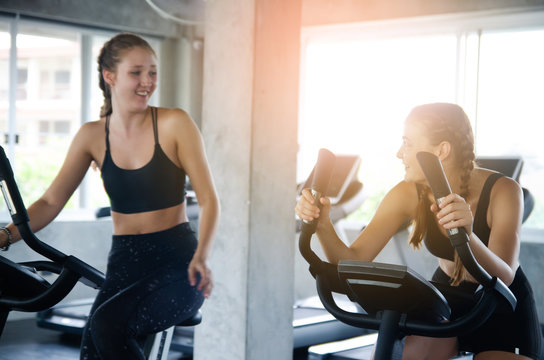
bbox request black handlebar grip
[415,151,452,200]
[0,146,30,225]
[0,146,14,180]
[416,151,466,243]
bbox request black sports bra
[101,107,186,214]
[422,172,503,261]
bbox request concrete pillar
[159,33,203,127]
[194,0,302,359]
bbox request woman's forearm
[194,196,220,260]
[315,218,353,264]
[1,197,63,247]
[468,233,517,286]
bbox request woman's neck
[443,165,470,195]
[109,106,150,133]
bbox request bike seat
[177,311,202,327]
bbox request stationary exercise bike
[0,146,199,359]
[298,149,517,360]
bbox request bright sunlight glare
[298,34,458,215]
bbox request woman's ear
[102,69,115,87]
[436,141,452,161]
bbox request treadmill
[36,155,369,355]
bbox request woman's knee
[89,306,127,351]
[89,308,115,337]
[89,312,142,360]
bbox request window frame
[0,14,162,221]
[299,8,544,239]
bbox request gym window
[0,16,160,220]
[299,9,544,231]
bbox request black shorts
[432,266,541,359]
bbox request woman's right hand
[295,188,331,226]
[188,255,213,299]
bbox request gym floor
[0,318,189,360]
[0,318,314,360]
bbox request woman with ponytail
[296,103,541,359]
[0,33,219,359]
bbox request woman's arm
[297,181,416,264]
[0,123,95,247]
[171,109,220,297]
[434,177,522,285]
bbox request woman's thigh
[475,351,534,360]
[126,274,204,336]
[402,335,458,360]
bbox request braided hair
[407,103,475,286]
[97,33,156,117]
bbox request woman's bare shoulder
[157,107,192,124]
[71,119,107,159]
[472,168,520,194]
[78,118,106,137]
[381,180,420,216]
[389,180,419,199]
[156,107,199,139]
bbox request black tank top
[422,172,503,261]
[101,107,186,214]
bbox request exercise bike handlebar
[315,271,500,337]
[298,149,349,292]
[416,151,516,309]
[0,263,80,312]
[0,147,65,263]
[300,226,510,337]
[297,149,517,340]
[0,146,104,290]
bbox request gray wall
[0,0,181,37]
[301,0,544,26]
[5,0,544,31]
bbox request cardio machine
[298,149,518,360]
[0,146,198,360]
[35,153,369,356]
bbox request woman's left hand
[431,193,473,235]
[188,256,213,299]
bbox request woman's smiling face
[107,46,158,111]
[396,118,438,184]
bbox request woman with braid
[0,33,220,359]
[296,103,541,359]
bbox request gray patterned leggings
[80,222,203,360]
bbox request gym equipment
[297,154,363,232]
[298,149,517,360]
[35,154,368,356]
[476,156,523,182]
[299,154,361,205]
[308,154,541,360]
[35,293,366,355]
[0,145,194,360]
